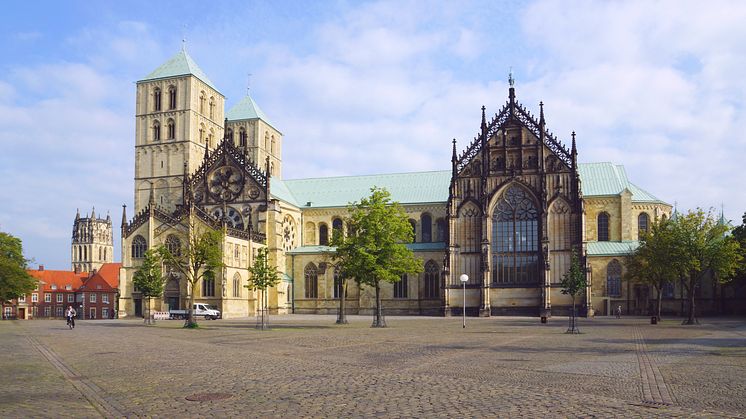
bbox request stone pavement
[1,315,745,418]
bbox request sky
[1,0,745,269]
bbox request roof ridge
[140,50,220,93]
[284,169,451,182]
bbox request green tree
[333,187,423,328]
[0,232,36,303]
[672,209,742,325]
[732,212,746,285]
[132,248,164,325]
[158,217,223,328]
[625,218,682,320]
[560,250,587,334]
[246,247,281,330]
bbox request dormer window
[65,285,72,290]
[51,284,57,290]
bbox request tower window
[226,128,234,144]
[209,97,215,119]
[168,86,177,110]
[153,121,161,141]
[199,91,206,114]
[167,119,175,140]
[154,88,161,111]
[239,128,247,147]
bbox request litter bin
[650,316,657,325]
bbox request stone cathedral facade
[72,208,113,273]
[118,50,671,319]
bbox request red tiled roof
[27,269,88,292]
[94,263,121,289]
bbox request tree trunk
[684,277,697,325]
[372,281,386,328]
[186,281,197,328]
[656,285,662,321]
[336,279,348,324]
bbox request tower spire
[539,101,545,125]
[75,208,80,221]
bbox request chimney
[39,264,44,271]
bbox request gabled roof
[87,263,121,289]
[27,269,88,291]
[578,162,665,203]
[277,171,452,208]
[139,49,220,93]
[226,95,277,130]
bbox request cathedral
[118,49,672,319]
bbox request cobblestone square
[1,315,745,418]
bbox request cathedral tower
[225,95,283,178]
[72,208,113,273]
[134,48,225,213]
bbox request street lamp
[459,274,469,328]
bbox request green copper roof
[586,241,639,257]
[270,177,300,206]
[285,243,444,255]
[140,49,220,92]
[226,95,275,129]
[279,171,452,208]
[578,162,665,203]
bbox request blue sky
[1,0,745,269]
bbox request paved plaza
[1,314,745,418]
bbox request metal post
[460,274,469,328]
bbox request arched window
[232,272,242,298]
[239,128,247,147]
[435,218,446,242]
[168,85,177,110]
[84,246,87,260]
[199,91,206,114]
[421,213,432,243]
[332,218,343,241]
[199,123,205,144]
[319,224,329,246]
[264,132,269,151]
[208,129,214,148]
[153,121,161,141]
[167,119,175,140]
[638,213,649,239]
[131,235,147,258]
[424,260,439,299]
[153,88,161,111]
[271,135,275,154]
[597,212,610,241]
[209,97,215,119]
[491,185,539,285]
[165,234,181,256]
[409,219,417,243]
[226,128,234,144]
[202,277,215,297]
[333,268,344,299]
[98,247,102,260]
[607,259,622,297]
[394,274,408,298]
[103,247,107,261]
[304,263,318,298]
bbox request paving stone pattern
[1,315,745,418]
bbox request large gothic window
[638,213,649,239]
[304,263,318,298]
[491,185,539,285]
[423,260,439,299]
[421,213,432,243]
[394,274,408,298]
[606,259,622,297]
[131,235,147,259]
[598,212,610,241]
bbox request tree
[333,187,423,328]
[158,218,223,328]
[625,218,682,320]
[132,248,164,325]
[246,247,281,330]
[0,232,36,303]
[732,212,746,285]
[672,209,742,325]
[560,250,587,334]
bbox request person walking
[615,305,622,319]
[65,305,77,329]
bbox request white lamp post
[459,274,469,328]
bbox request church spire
[75,208,80,221]
[121,204,127,229]
[571,131,578,171]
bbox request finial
[508,67,515,88]
[480,105,486,129]
[91,206,96,219]
[75,208,80,220]
[121,204,127,228]
[571,131,577,155]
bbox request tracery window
[606,259,622,297]
[168,86,177,109]
[421,213,432,243]
[598,212,610,241]
[394,274,408,298]
[165,234,181,256]
[153,88,161,111]
[167,119,175,139]
[491,185,539,285]
[232,272,241,298]
[638,213,649,239]
[304,263,318,299]
[423,260,439,299]
[131,235,147,258]
[319,224,329,246]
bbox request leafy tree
[0,232,36,303]
[625,218,682,320]
[132,248,164,325]
[672,209,742,325]
[246,247,281,330]
[333,187,423,328]
[560,250,587,334]
[732,212,746,285]
[158,217,223,328]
